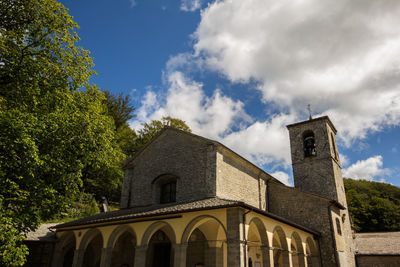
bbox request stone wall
[268,181,339,267]
[356,255,400,267]
[121,129,216,208]
[216,149,267,209]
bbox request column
[260,246,272,267]
[100,247,113,267]
[205,241,224,267]
[173,243,188,267]
[134,245,148,267]
[282,250,291,267]
[72,249,84,267]
[226,207,245,267]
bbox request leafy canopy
[0,0,122,265]
[344,178,400,232]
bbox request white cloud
[131,71,251,139]
[193,0,400,145]
[220,113,294,167]
[339,153,350,167]
[129,0,137,8]
[342,155,390,180]
[130,71,295,167]
[180,0,202,12]
[271,171,292,186]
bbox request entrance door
[152,243,171,267]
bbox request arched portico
[181,215,227,267]
[108,225,137,267]
[247,217,270,267]
[141,221,176,267]
[305,237,320,267]
[52,231,76,267]
[80,229,103,267]
[290,232,305,267]
[272,226,289,267]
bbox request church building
[51,116,357,267]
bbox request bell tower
[287,116,346,206]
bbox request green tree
[135,116,191,151]
[103,90,138,157]
[0,0,122,265]
[344,178,400,232]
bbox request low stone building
[37,116,398,267]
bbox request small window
[160,181,176,204]
[335,218,342,235]
[303,130,316,157]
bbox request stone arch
[80,228,103,267]
[182,215,227,267]
[108,225,137,267]
[141,221,176,246]
[305,237,320,267]
[272,226,289,267]
[290,232,305,267]
[247,217,270,267]
[79,228,103,250]
[54,231,76,267]
[181,215,227,244]
[107,225,137,249]
[144,222,176,267]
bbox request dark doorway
[153,243,171,267]
[146,230,173,267]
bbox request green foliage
[103,90,135,130]
[135,116,191,151]
[344,178,400,232]
[0,0,123,265]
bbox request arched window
[331,133,338,160]
[303,130,316,157]
[152,174,178,204]
[335,218,342,236]
[160,181,176,204]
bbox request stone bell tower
[286,116,347,206]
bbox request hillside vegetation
[344,178,400,232]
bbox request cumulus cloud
[342,155,390,180]
[131,71,296,166]
[131,71,251,139]
[180,0,202,12]
[193,0,400,145]
[271,171,292,186]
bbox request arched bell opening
[272,226,289,267]
[247,217,269,267]
[290,232,304,267]
[302,130,316,158]
[182,215,227,267]
[82,230,103,267]
[146,229,173,267]
[110,229,137,267]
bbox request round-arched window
[303,130,317,157]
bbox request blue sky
[60,0,400,187]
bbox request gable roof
[53,197,320,236]
[123,126,282,184]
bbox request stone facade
[46,116,400,267]
[287,116,355,267]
